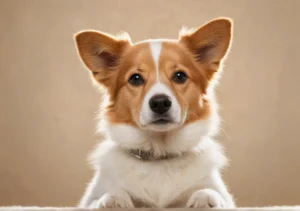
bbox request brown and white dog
[74,17,234,208]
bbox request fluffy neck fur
[96,104,219,158]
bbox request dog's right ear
[74,30,131,87]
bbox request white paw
[187,189,226,208]
[90,191,134,208]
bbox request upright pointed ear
[179,18,233,79]
[74,30,131,87]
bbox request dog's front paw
[187,189,226,208]
[90,191,134,208]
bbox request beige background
[1,0,300,207]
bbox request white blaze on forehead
[149,41,162,82]
[139,40,182,129]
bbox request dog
[74,17,235,208]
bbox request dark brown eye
[128,73,145,86]
[172,71,187,84]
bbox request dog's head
[75,18,232,153]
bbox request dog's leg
[78,172,103,208]
[187,170,235,208]
[78,172,134,208]
[92,190,134,208]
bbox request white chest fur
[92,139,226,207]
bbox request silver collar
[129,149,182,161]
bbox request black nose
[149,95,172,114]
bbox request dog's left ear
[179,18,233,80]
[74,30,131,88]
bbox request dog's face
[75,18,232,136]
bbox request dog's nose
[149,95,172,114]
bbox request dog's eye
[172,71,188,84]
[128,73,145,86]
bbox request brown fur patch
[106,42,157,126]
[155,41,211,124]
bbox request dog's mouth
[141,115,180,132]
[151,116,172,125]
[152,118,170,124]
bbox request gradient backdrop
[1,0,300,207]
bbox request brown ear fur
[179,18,233,81]
[74,30,131,87]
